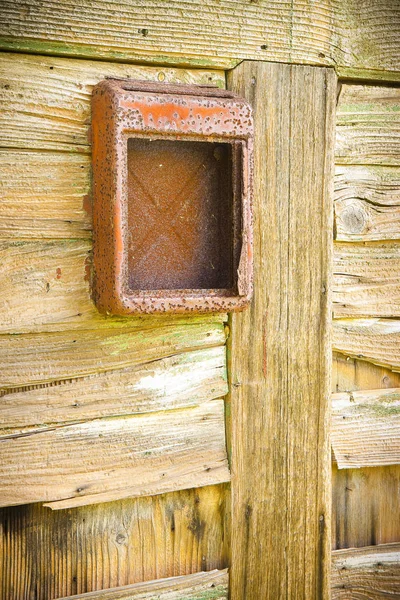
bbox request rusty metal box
[92,79,253,314]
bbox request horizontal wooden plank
[0,488,229,599]
[7,142,399,245]
[0,0,399,74]
[333,242,400,318]
[0,319,226,388]
[334,166,400,242]
[0,151,91,239]
[0,239,94,332]
[336,84,400,166]
[332,349,400,550]
[0,346,227,435]
[57,569,229,600]
[0,399,230,509]
[333,319,400,372]
[337,67,400,84]
[0,240,227,334]
[0,53,224,153]
[332,352,400,393]
[0,1,344,70]
[332,388,400,468]
[332,463,400,549]
[331,543,400,599]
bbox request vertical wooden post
[228,62,336,599]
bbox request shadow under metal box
[92,79,253,314]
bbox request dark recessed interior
[127,138,234,291]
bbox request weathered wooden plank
[331,543,400,599]
[56,570,228,599]
[332,388,400,468]
[0,399,229,509]
[0,319,226,388]
[0,239,94,332]
[228,62,335,599]
[0,240,227,334]
[333,242,400,318]
[332,352,400,393]
[332,464,400,549]
[332,353,400,550]
[336,85,400,166]
[0,0,399,74]
[0,487,229,599]
[334,166,400,242]
[337,67,400,84]
[333,319,400,372]
[0,346,227,435]
[0,53,224,153]
[0,151,91,239]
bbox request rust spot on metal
[92,79,254,315]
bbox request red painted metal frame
[92,79,253,314]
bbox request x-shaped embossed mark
[128,156,209,267]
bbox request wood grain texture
[336,84,400,166]
[0,347,227,435]
[0,53,224,153]
[333,319,400,372]
[0,151,91,239]
[0,239,94,332]
[56,570,228,599]
[332,352,400,393]
[0,399,229,509]
[333,242,400,317]
[334,166,400,242]
[331,543,400,599]
[0,488,229,599]
[0,0,399,74]
[0,318,226,388]
[331,388,400,468]
[332,354,400,550]
[228,62,335,599]
[332,464,400,549]
[0,240,227,334]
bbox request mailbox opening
[126,137,235,292]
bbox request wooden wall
[0,54,231,598]
[331,83,400,597]
[0,1,399,598]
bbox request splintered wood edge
[56,569,229,599]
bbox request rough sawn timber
[0,0,399,74]
[0,318,226,388]
[0,150,91,239]
[332,463,400,550]
[331,354,400,550]
[0,346,227,435]
[331,388,400,468]
[334,166,400,242]
[56,569,229,599]
[0,488,229,599]
[336,84,400,166]
[0,53,224,153]
[228,62,335,599]
[331,543,400,599]
[0,239,229,334]
[333,242,400,318]
[0,399,230,509]
[333,319,400,372]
